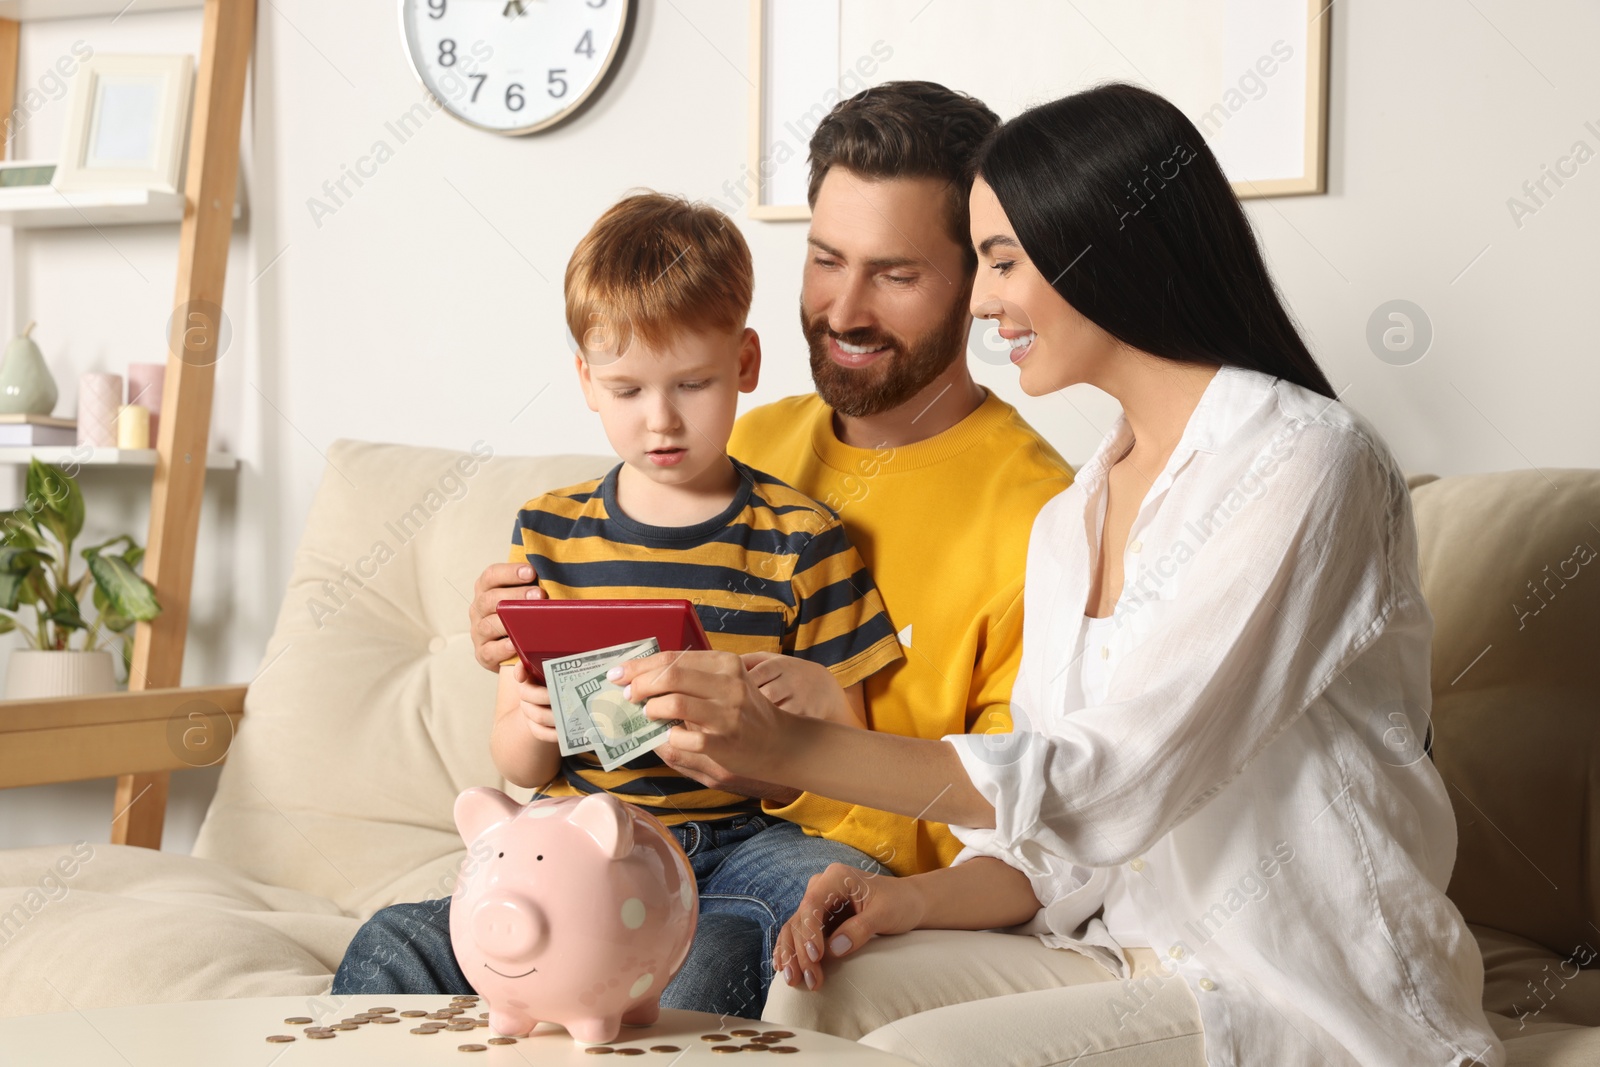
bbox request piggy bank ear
[568,793,634,860]
[454,787,522,845]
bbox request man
[468,80,1074,1003]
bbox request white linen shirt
[945,366,1503,1067]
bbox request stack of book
[0,414,77,447]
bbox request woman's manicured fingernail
[622,684,632,701]
[804,942,819,962]
[804,970,817,989]
[781,965,793,983]
[830,935,852,955]
[606,666,623,681]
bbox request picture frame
[748,0,1331,221]
[53,54,194,195]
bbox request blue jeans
[330,815,889,1019]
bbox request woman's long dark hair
[976,83,1336,399]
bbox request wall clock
[400,0,635,135]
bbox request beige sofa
[0,441,1594,1066]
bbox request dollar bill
[542,638,664,766]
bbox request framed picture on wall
[53,54,195,195]
[749,0,1331,220]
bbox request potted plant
[0,459,160,699]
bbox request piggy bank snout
[472,894,548,961]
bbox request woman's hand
[612,649,792,780]
[773,863,925,992]
[741,652,866,728]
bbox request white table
[0,995,914,1066]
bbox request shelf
[0,0,200,19]
[0,447,237,470]
[0,186,242,230]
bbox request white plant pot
[5,649,118,700]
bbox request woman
[616,84,1501,1067]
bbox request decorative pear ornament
[0,322,59,416]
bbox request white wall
[3,0,1597,855]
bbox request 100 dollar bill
[542,638,662,765]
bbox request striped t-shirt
[505,457,902,825]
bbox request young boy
[331,193,902,1019]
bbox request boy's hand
[741,652,864,728]
[773,862,923,992]
[471,562,543,673]
[509,661,558,743]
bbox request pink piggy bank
[449,787,697,1043]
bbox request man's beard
[802,296,971,419]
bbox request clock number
[438,39,457,67]
[575,29,595,58]
[469,73,487,103]
[505,83,525,111]
[427,0,446,18]
[547,68,568,98]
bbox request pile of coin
[264,995,510,1051]
[583,1027,800,1054]
[266,999,803,1054]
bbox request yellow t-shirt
[728,388,1074,876]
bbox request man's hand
[471,561,543,673]
[742,652,864,728]
[655,742,802,805]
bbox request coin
[751,1035,782,1043]
[372,1015,400,1024]
[306,1031,336,1040]
[458,1044,488,1052]
[701,1034,731,1042]
[478,1012,490,1019]
[334,1023,359,1031]
[583,1048,616,1055]
[650,1047,682,1054]
[368,1006,397,1013]
[428,1012,453,1019]
[412,1027,440,1035]
[766,1032,795,1039]
[283,1016,312,1024]
[731,1030,760,1037]
[769,1047,799,1054]
[401,1010,429,1017]
[265,1035,296,1043]
[447,1022,477,1031]
[475,1019,489,1027]
[443,1007,466,1015]
[741,1045,769,1052]
[710,1047,743,1055]
[616,1051,646,1057]
[341,1017,369,1024]
[488,1037,518,1045]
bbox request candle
[77,373,123,447]
[126,362,165,441]
[115,404,150,450]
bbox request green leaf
[0,509,40,549]
[88,553,160,622]
[0,614,14,635]
[49,585,85,630]
[25,458,84,547]
[124,544,145,569]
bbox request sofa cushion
[189,440,613,916]
[1411,470,1600,958]
[0,843,355,1017]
